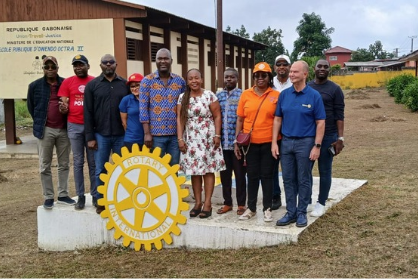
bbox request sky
[127,0,418,57]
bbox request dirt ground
[1,88,418,277]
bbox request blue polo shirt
[275,85,325,137]
[119,94,144,144]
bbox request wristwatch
[338,137,345,142]
[314,143,321,148]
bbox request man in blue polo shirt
[271,60,325,227]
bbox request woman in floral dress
[176,69,226,219]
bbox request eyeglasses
[43,65,57,70]
[276,62,289,67]
[101,60,115,65]
[130,85,140,88]
[253,72,268,79]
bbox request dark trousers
[219,150,247,207]
[246,142,274,212]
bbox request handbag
[236,93,269,165]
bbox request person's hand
[58,100,68,114]
[144,133,153,149]
[178,139,187,154]
[87,140,98,150]
[234,143,241,160]
[271,142,279,159]
[309,146,320,161]
[213,136,220,149]
[333,140,344,156]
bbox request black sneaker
[74,195,85,210]
[57,196,76,205]
[96,205,105,214]
[92,197,98,208]
[271,196,282,210]
[43,199,54,209]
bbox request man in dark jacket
[27,56,75,209]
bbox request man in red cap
[58,54,95,210]
[27,56,75,209]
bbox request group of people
[27,48,344,227]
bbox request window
[329,56,338,61]
[126,38,143,61]
[151,42,164,62]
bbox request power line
[408,35,417,53]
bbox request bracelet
[178,138,184,142]
[214,135,221,138]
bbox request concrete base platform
[37,177,367,251]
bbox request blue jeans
[272,140,281,198]
[67,123,95,197]
[316,133,337,205]
[94,133,124,199]
[281,136,315,216]
[153,135,180,166]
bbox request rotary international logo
[97,145,189,251]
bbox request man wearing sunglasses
[58,55,95,210]
[84,54,130,214]
[139,48,186,166]
[271,54,293,211]
[27,56,75,209]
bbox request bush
[386,74,417,103]
[401,79,418,112]
[14,100,32,122]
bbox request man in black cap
[27,56,75,209]
[58,54,96,210]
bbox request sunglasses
[43,65,57,70]
[101,60,116,65]
[253,72,269,79]
[276,62,289,67]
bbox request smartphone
[328,145,335,156]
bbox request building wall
[326,53,352,67]
[330,69,415,89]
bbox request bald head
[290,61,309,87]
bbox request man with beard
[307,59,345,217]
[139,48,186,166]
[27,56,75,209]
[84,54,130,214]
[271,54,292,211]
[58,55,95,210]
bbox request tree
[252,26,285,68]
[225,25,250,39]
[369,40,394,59]
[291,13,334,61]
[350,48,375,62]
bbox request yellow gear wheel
[97,144,189,251]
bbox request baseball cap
[275,54,291,64]
[253,62,272,73]
[127,73,144,85]
[72,54,89,65]
[43,56,58,66]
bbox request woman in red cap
[119,73,145,151]
[235,62,281,222]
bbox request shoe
[92,197,98,208]
[263,208,273,222]
[199,208,212,219]
[57,196,76,205]
[43,199,54,209]
[307,203,315,212]
[217,205,232,214]
[310,202,325,217]
[296,213,308,227]
[237,206,246,215]
[271,196,282,210]
[238,208,256,220]
[189,204,202,217]
[96,205,105,214]
[74,195,85,210]
[276,212,297,226]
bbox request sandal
[189,204,202,217]
[199,208,212,219]
[217,205,232,214]
[237,206,246,215]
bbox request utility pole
[408,36,417,53]
[216,0,224,90]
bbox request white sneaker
[263,208,273,222]
[310,202,325,217]
[239,208,256,220]
[307,203,315,212]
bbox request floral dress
[178,90,226,175]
